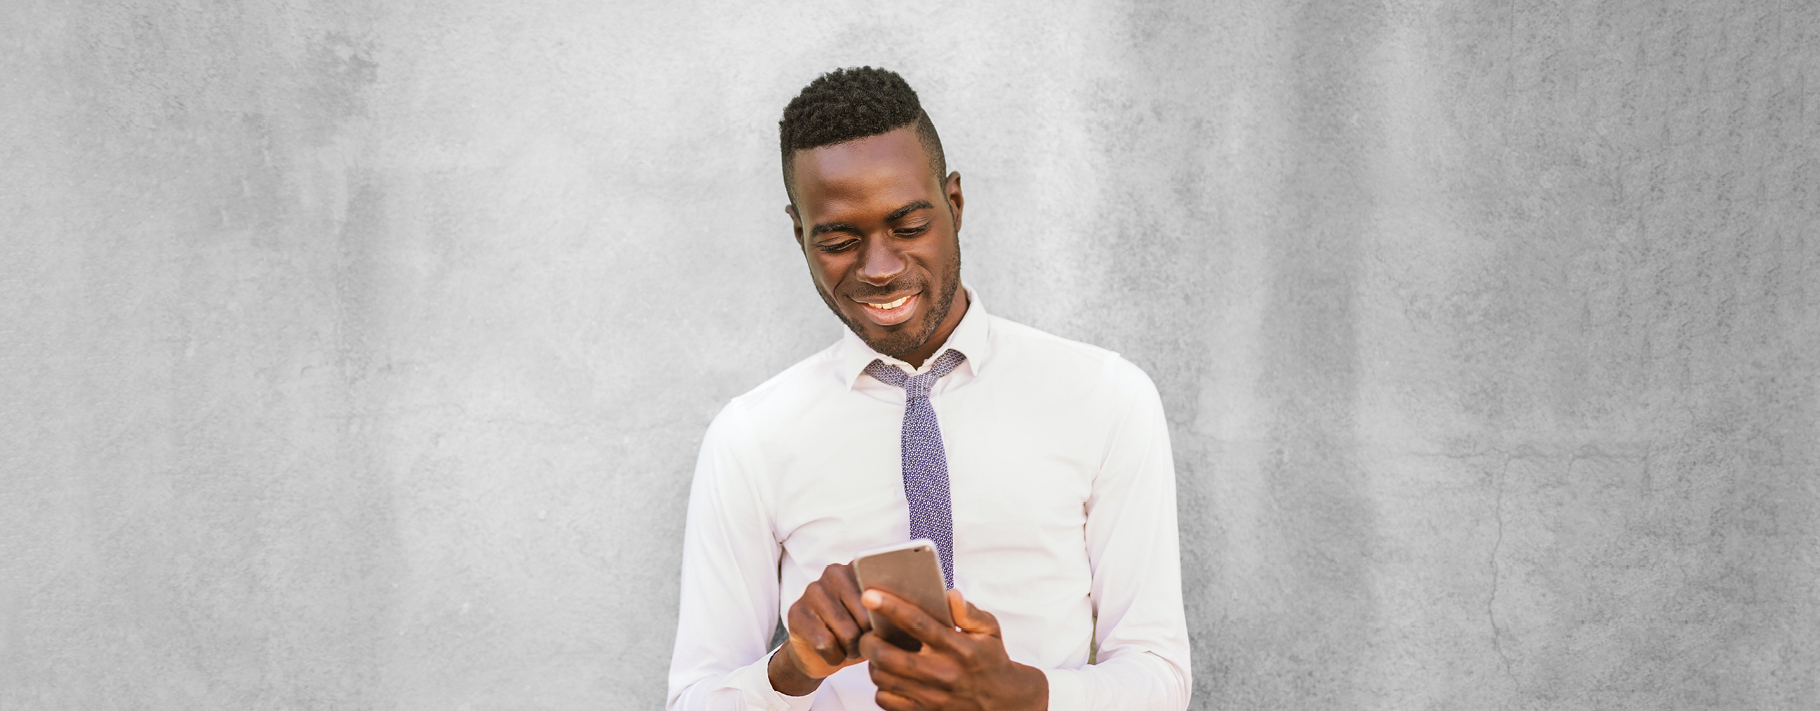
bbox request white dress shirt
[667,287,1190,711]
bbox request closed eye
[818,239,858,253]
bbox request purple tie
[865,350,967,589]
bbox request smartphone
[851,539,953,652]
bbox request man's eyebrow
[809,221,859,238]
[885,200,936,223]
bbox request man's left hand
[858,588,1049,711]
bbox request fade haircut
[779,66,948,206]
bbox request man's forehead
[792,128,938,207]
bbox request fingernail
[862,590,882,608]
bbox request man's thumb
[947,589,996,635]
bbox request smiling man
[667,67,1190,711]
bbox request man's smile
[852,292,919,327]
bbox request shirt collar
[836,284,991,391]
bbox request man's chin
[815,284,943,359]
[851,320,927,359]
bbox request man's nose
[855,234,905,286]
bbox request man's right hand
[768,562,872,696]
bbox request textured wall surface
[3,1,1815,709]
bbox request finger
[863,590,956,652]
[788,596,846,667]
[874,689,927,711]
[867,631,967,693]
[806,588,865,659]
[867,652,950,708]
[823,563,872,632]
[799,624,846,668]
[947,589,1001,637]
[859,630,934,681]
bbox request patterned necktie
[864,349,968,589]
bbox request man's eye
[819,240,858,252]
[894,225,929,237]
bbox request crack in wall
[1488,453,1519,691]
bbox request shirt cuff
[735,646,820,711]
[1042,667,1087,711]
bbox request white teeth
[868,296,910,310]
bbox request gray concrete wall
[3,1,1815,709]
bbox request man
[668,67,1190,711]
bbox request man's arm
[1044,358,1192,710]
[667,402,812,711]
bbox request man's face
[787,127,965,363]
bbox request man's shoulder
[986,313,1158,400]
[718,338,849,424]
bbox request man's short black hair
[779,66,947,205]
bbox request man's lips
[850,292,920,327]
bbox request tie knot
[865,350,967,399]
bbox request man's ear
[786,203,804,248]
[943,172,964,234]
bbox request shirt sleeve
[667,401,820,711]
[1042,358,1193,711]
